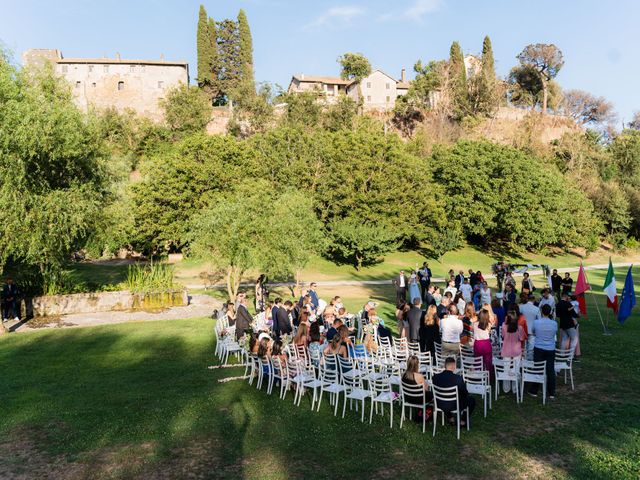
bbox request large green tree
[0,59,106,294]
[338,53,372,82]
[160,84,212,135]
[216,18,240,104]
[197,5,214,89]
[449,41,469,119]
[470,35,500,116]
[516,43,564,114]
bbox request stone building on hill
[287,68,410,112]
[22,49,189,121]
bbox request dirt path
[6,294,221,333]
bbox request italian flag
[603,258,618,313]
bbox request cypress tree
[481,35,495,82]
[449,41,469,119]
[477,35,499,115]
[217,18,240,103]
[207,17,219,95]
[197,5,212,88]
[237,9,255,98]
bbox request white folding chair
[342,374,372,422]
[432,384,469,440]
[521,360,547,405]
[463,369,492,417]
[399,379,430,433]
[247,353,259,386]
[494,357,521,402]
[554,347,575,390]
[256,356,272,391]
[337,355,363,381]
[408,341,421,355]
[417,351,433,374]
[316,355,346,415]
[369,376,397,428]
[269,357,288,398]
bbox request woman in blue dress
[408,271,421,303]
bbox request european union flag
[618,266,636,325]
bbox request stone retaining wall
[29,290,189,317]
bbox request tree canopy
[338,53,372,82]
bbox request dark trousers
[530,347,556,396]
[2,300,18,320]
[420,281,430,300]
[395,288,406,306]
[444,396,476,421]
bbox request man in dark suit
[407,297,424,342]
[276,300,293,337]
[271,298,282,338]
[455,270,465,290]
[432,357,476,424]
[235,296,253,340]
[423,285,436,307]
[418,262,432,300]
[1,277,19,321]
[393,270,408,306]
[550,269,562,299]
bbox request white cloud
[305,6,366,29]
[404,0,442,20]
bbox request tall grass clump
[126,262,175,293]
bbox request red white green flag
[603,258,618,313]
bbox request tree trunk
[541,78,548,114]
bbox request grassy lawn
[1,269,640,479]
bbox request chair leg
[361,399,366,422]
[456,411,460,440]
[370,400,375,424]
[432,410,437,437]
[400,404,405,429]
[466,407,470,430]
[422,406,426,434]
[390,403,393,429]
[342,394,347,418]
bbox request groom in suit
[393,270,408,306]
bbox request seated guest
[323,333,341,357]
[337,325,352,358]
[249,333,259,354]
[325,318,343,341]
[332,296,344,311]
[308,322,324,365]
[402,355,431,421]
[432,357,476,426]
[270,340,287,365]
[257,337,272,375]
[440,304,463,357]
[294,323,309,346]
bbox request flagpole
[583,268,609,335]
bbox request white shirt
[480,288,491,305]
[538,296,556,314]
[444,286,457,298]
[399,276,405,288]
[459,284,473,301]
[520,302,540,324]
[441,315,463,343]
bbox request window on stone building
[75,81,81,89]
[366,82,371,88]
[367,95,371,102]
[118,81,125,91]
[386,96,390,102]
[92,82,96,88]
[61,65,68,73]
[158,81,164,89]
[88,65,93,73]
[104,65,109,73]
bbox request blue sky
[1,0,638,123]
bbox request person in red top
[507,304,528,348]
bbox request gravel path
[7,294,221,333]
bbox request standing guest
[455,270,465,290]
[505,272,516,289]
[448,269,455,282]
[437,293,452,319]
[491,298,506,331]
[508,304,529,348]
[454,292,466,315]
[472,285,483,311]
[276,300,293,337]
[520,294,540,327]
[254,275,267,312]
[440,304,463,357]
[557,293,579,352]
[561,273,574,296]
[528,304,558,399]
[407,297,424,343]
[503,284,517,313]
[501,313,525,359]
[294,323,309,346]
[468,269,478,288]
[419,305,441,358]
[476,271,485,285]
[271,298,281,337]
[418,262,432,300]
[461,303,478,346]
[396,301,410,338]
[423,285,436,307]
[444,280,458,298]
[308,282,320,311]
[393,270,408,305]
[235,295,253,340]
[538,289,556,316]
[550,269,562,299]
[473,309,493,374]
[459,278,473,303]
[1,277,19,322]
[521,272,535,295]
[479,281,491,306]
[432,286,442,306]
[408,272,421,305]
[432,357,476,426]
[226,302,237,326]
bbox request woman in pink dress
[501,313,525,359]
[473,310,493,376]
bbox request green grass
[1,274,640,479]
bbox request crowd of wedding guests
[222,264,581,424]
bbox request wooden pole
[583,268,609,335]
